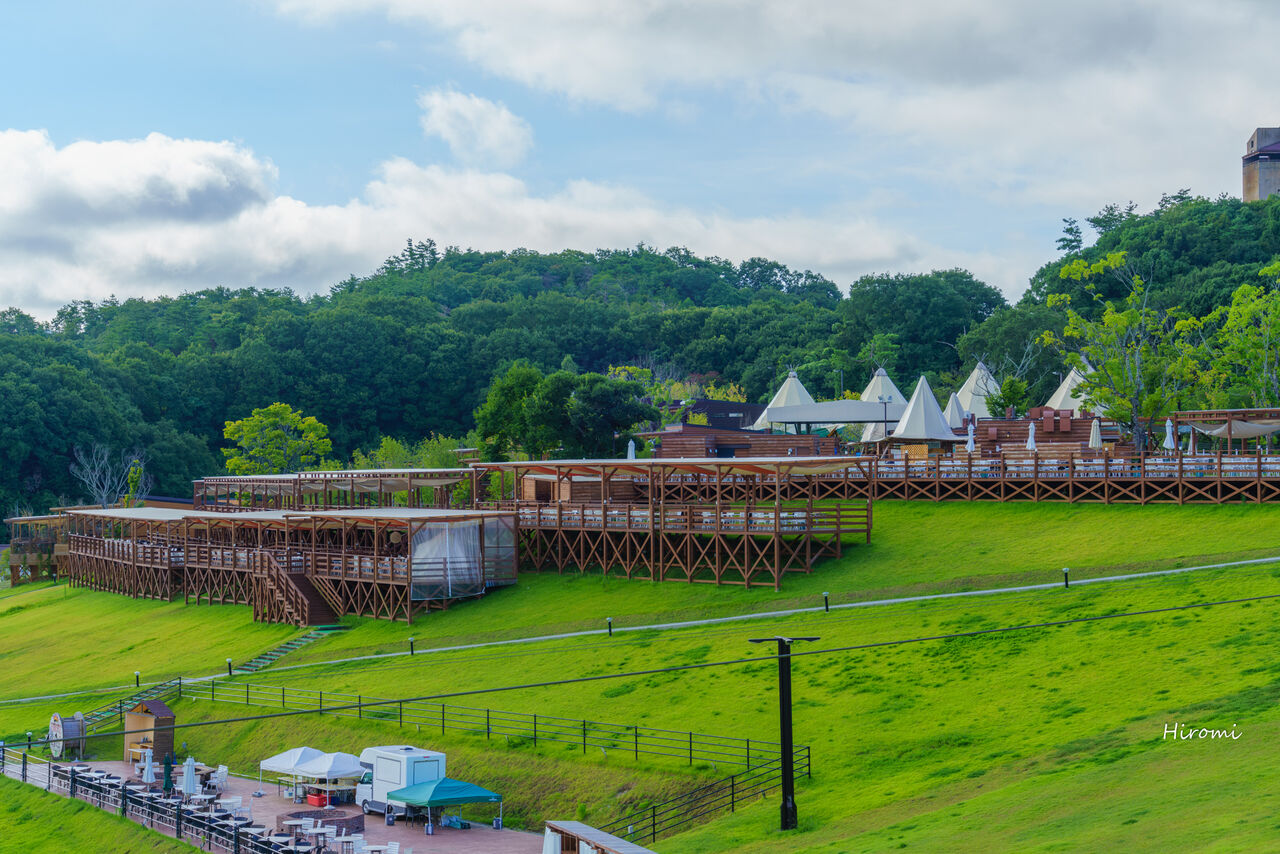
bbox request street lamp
[134,671,140,688]
[225,658,233,677]
[877,395,890,438]
[748,635,820,831]
[408,637,415,656]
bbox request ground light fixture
[225,658,233,676]
[607,617,613,636]
[823,592,830,612]
[408,636,415,655]
[748,635,819,831]
[1063,566,1070,588]
[134,671,140,688]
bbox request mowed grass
[186,561,1280,852]
[6,503,1280,850]
[0,775,197,852]
[0,584,298,701]
[282,500,1280,664]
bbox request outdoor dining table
[329,836,359,854]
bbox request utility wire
[13,589,1276,750]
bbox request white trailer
[354,745,447,817]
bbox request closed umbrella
[141,748,156,786]
[162,753,173,793]
[965,422,975,454]
[181,756,199,799]
[1088,418,1102,451]
[1162,418,1177,451]
[626,438,636,459]
[1025,421,1036,451]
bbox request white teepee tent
[942,393,967,429]
[858,368,908,442]
[752,370,816,431]
[956,361,998,419]
[892,376,965,442]
[1045,367,1087,415]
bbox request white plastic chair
[387,843,401,854]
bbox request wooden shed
[519,474,636,503]
[122,700,176,763]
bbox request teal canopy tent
[387,777,503,826]
[389,777,501,806]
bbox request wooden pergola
[63,505,517,625]
[469,457,873,590]
[193,468,471,512]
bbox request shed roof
[545,821,659,854]
[130,700,174,718]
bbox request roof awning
[1189,420,1280,439]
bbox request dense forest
[5,193,1280,516]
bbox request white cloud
[270,0,1280,210]
[417,89,532,168]
[0,128,1010,318]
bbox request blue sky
[0,0,1269,315]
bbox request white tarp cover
[752,370,816,430]
[859,368,908,442]
[259,746,325,775]
[412,519,483,599]
[956,361,997,419]
[892,376,964,442]
[1189,420,1280,439]
[293,751,365,780]
[1045,367,1088,415]
[943,393,967,429]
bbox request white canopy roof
[942,393,967,429]
[956,361,997,419]
[765,399,906,426]
[293,751,366,780]
[752,371,816,430]
[1045,367,1087,415]
[1189,420,1280,439]
[892,376,965,442]
[859,368,908,442]
[259,746,325,775]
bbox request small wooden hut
[123,700,175,763]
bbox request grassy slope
[0,584,297,700]
[284,501,1280,664]
[190,562,1280,853]
[0,775,197,852]
[4,503,1280,850]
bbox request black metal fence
[599,751,811,844]
[0,744,281,853]
[181,678,798,774]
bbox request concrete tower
[1244,127,1280,201]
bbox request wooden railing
[478,501,870,534]
[252,552,309,626]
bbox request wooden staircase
[252,554,340,627]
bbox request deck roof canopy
[196,468,471,494]
[68,506,512,526]
[472,455,870,478]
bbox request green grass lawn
[0,775,197,852]
[172,560,1280,852]
[280,500,1280,665]
[5,502,1280,851]
[0,583,298,701]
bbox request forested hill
[5,193,1280,514]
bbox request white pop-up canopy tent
[1045,367,1088,415]
[956,361,998,419]
[892,376,966,442]
[859,368,908,442]
[942,393,967,430]
[294,751,365,780]
[259,745,326,792]
[752,370,816,431]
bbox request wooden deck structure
[4,513,67,585]
[192,468,471,512]
[62,506,517,625]
[471,457,873,590]
[641,423,839,459]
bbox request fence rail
[181,679,796,773]
[599,751,811,844]
[0,745,280,853]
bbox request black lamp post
[225,658,233,676]
[748,635,819,831]
[408,637,416,656]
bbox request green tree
[222,403,332,474]
[1201,269,1280,408]
[474,361,544,460]
[1041,253,1203,448]
[986,377,1030,418]
[1056,218,1083,253]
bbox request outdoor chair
[386,843,401,854]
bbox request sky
[0,0,1274,317]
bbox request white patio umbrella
[141,748,156,786]
[626,438,636,459]
[1162,418,1177,451]
[1025,421,1037,451]
[181,756,199,799]
[965,422,976,454]
[1186,431,1193,454]
[1088,418,1102,451]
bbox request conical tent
[942,393,967,429]
[891,376,964,442]
[752,370,816,431]
[1046,367,1087,415]
[956,361,997,419]
[859,368,908,442]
